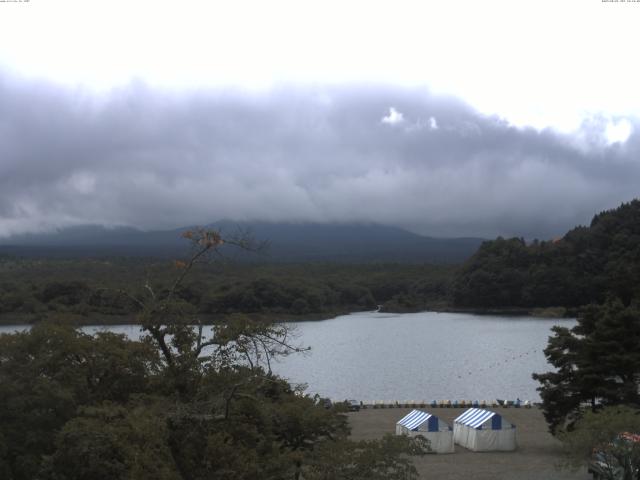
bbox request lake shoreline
[426,305,574,318]
[380,302,575,319]
[0,305,575,327]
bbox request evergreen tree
[533,300,640,434]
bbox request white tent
[396,409,454,453]
[453,408,516,451]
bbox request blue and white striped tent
[396,410,454,453]
[453,408,516,451]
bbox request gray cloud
[1,72,639,239]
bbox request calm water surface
[274,311,575,402]
[0,311,575,401]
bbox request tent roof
[397,409,433,430]
[454,408,497,429]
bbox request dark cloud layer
[1,73,638,239]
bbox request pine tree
[533,299,640,434]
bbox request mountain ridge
[0,222,485,264]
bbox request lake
[0,311,575,402]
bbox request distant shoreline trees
[0,259,453,324]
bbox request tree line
[453,199,640,309]
[0,260,454,323]
[0,229,428,480]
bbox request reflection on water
[0,311,575,401]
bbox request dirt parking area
[348,407,590,480]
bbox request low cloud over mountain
[1,72,639,239]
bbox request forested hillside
[0,260,454,324]
[4,200,640,322]
[452,200,640,309]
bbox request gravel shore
[348,407,590,480]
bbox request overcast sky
[0,0,639,239]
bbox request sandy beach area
[348,406,590,480]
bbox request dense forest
[2,200,640,324]
[0,259,454,324]
[452,199,640,309]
